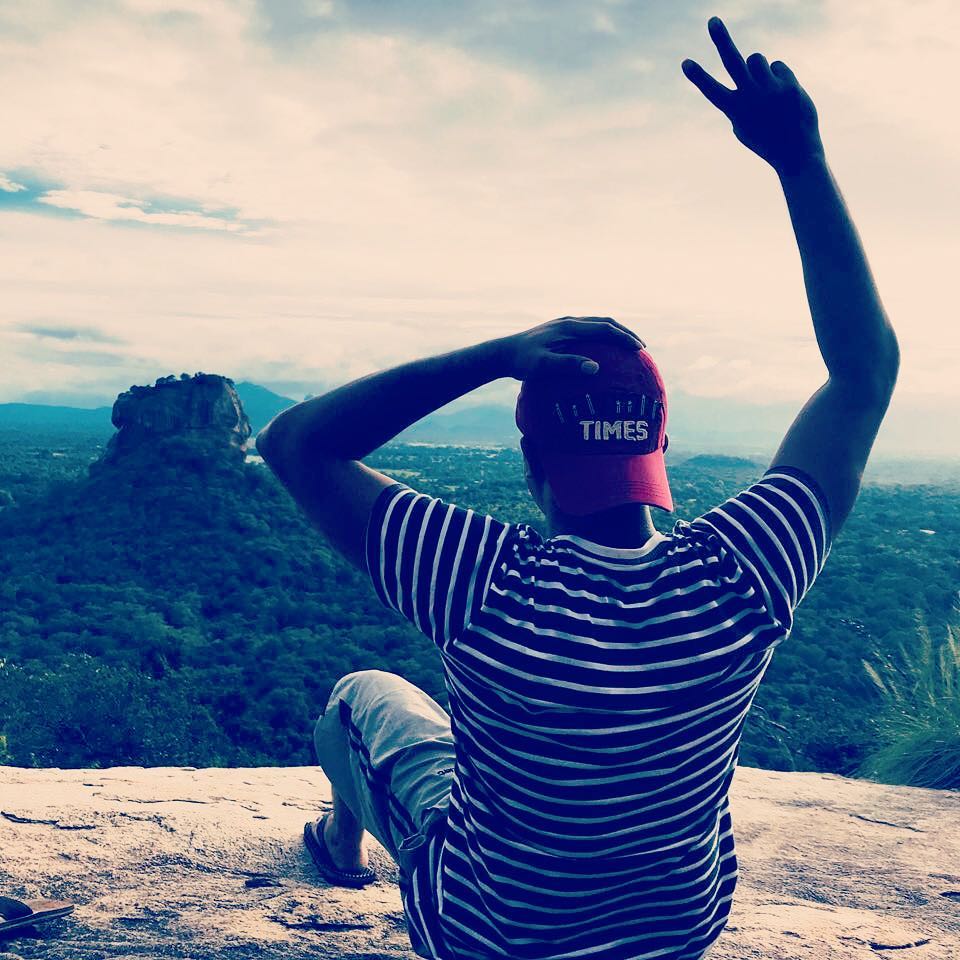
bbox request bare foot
[323,814,369,871]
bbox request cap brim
[539,449,674,516]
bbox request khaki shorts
[313,670,455,876]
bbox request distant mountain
[234,382,297,435]
[681,454,763,471]
[0,382,297,440]
[5,381,957,463]
[666,391,792,455]
[398,404,517,445]
[238,391,782,451]
[237,388,517,446]
[0,402,112,433]
[394,393,791,453]
[239,391,519,446]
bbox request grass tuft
[857,615,960,791]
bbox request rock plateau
[0,765,958,959]
[99,374,250,468]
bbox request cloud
[254,0,652,68]
[303,0,335,16]
[0,173,26,192]
[0,0,956,459]
[37,189,250,233]
[592,12,618,35]
[26,346,131,368]
[15,322,122,343]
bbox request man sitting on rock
[256,16,898,960]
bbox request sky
[0,0,957,452]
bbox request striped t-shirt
[365,467,831,960]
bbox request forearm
[779,157,899,392]
[258,337,509,464]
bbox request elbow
[255,418,286,471]
[833,333,899,407]
[875,330,900,397]
[255,416,335,485]
[256,424,296,487]
[865,318,900,392]
[254,426,273,464]
[887,331,901,378]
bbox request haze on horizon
[0,1,956,455]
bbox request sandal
[0,895,74,936]
[303,816,377,889]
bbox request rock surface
[101,374,250,466]
[0,765,958,959]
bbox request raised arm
[257,318,642,566]
[683,16,899,535]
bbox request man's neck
[546,504,659,548]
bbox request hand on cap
[500,316,645,381]
[682,17,824,175]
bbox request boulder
[0,766,958,959]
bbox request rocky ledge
[0,766,958,959]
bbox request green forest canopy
[0,429,958,778]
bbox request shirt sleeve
[685,466,832,633]
[364,482,515,648]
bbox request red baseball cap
[515,340,673,515]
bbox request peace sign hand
[682,17,824,175]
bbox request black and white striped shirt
[366,467,831,960]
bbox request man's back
[368,466,830,960]
[258,23,897,960]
